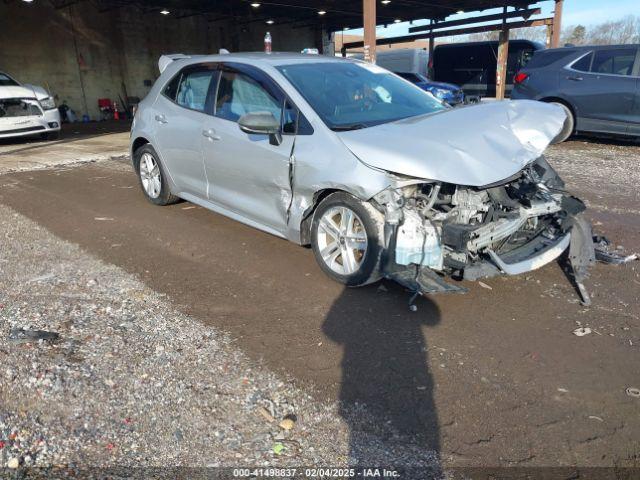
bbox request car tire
[133,144,179,206]
[550,102,574,144]
[311,192,385,287]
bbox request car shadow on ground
[322,285,442,469]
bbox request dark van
[432,40,544,97]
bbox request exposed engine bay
[373,156,599,305]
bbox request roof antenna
[219,48,230,54]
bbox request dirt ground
[0,124,639,470]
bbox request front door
[201,63,295,235]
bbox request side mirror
[238,111,282,146]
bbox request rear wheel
[550,101,575,144]
[133,144,179,206]
[311,192,384,286]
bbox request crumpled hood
[337,100,566,187]
[0,85,48,100]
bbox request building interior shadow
[322,282,442,472]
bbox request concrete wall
[0,2,317,119]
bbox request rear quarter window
[571,52,593,72]
[163,73,182,101]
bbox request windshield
[0,73,19,87]
[276,61,446,131]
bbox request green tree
[567,25,586,45]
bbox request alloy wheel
[139,152,161,199]
[316,206,368,275]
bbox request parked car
[432,40,544,97]
[130,53,596,303]
[354,49,464,106]
[512,44,640,142]
[0,71,61,140]
[393,71,465,106]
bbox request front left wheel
[310,192,385,287]
[133,144,179,206]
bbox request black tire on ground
[550,101,575,144]
[310,192,385,287]
[133,144,180,206]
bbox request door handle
[567,76,583,82]
[202,129,221,141]
[155,114,168,124]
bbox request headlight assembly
[39,97,56,110]
[430,88,449,99]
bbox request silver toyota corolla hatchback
[130,53,597,303]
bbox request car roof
[177,52,351,67]
[435,39,544,49]
[542,44,640,53]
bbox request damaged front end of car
[372,156,597,305]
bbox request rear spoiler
[158,54,191,74]
[158,51,229,73]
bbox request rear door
[200,62,295,235]
[153,63,218,197]
[560,47,638,134]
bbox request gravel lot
[0,205,439,472]
[0,132,639,475]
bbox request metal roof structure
[47,0,538,31]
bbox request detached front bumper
[487,232,571,276]
[463,230,572,281]
[0,109,61,139]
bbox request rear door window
[175,66,219,113]
[590,48,636,76]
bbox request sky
[344,0,639,37]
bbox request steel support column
[495,9,510,100]
[428,19,434,77]
[363,0,376,63]
[551,0,563,48]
